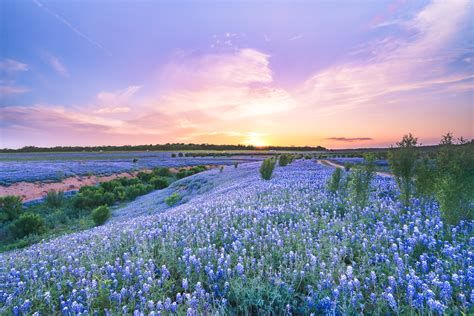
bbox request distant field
[0,151,264,185]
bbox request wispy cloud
[32,0,110,56]
[289,34,303,41]
[0,59,28,73]
[46,55,69,77]
[296,0,473,115]
[326,137,373,142]
[0,85,30,96]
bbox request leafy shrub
[153,167,171,177]
[171,153,176,158]
[414,157,436,198]
[234,162,239,168]
[434,139,473,225]
[91,205,110,226]
[344,163,353,171]
[327,168,342,194]
[178,153,184,157]
[132,158,138,163]
[220,166,224,173]
[45,190,65,208]
[388,133,418,206]
[165,192,182,206]
[279,154,290,166]
[348,154,375,209]
[150,176,169,189]
[137,171,153,182]
[103,192,116,206]
[10,212,46,239]
[260,158,276,180]
[0,195,23,223]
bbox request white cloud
[0,85,30,96]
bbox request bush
[150,176,169,189]
[327,168,343,194]
[91,205,110,226]
[153,167,171,177]
[132,158,138,163]
[45,190,65,208]
[171,153,176,158]
[220,166,224,173]
[260,158,276,180]
[348,154,376,209]
[178,153,184,157]
[137,171,153,182]
[434,138,473,225]
[234,162,239,168]
[279,154,290,166]
[10,212,46,239]
[165,192,182,206]
[414,157,436,198]
[388,133,418,206]
[0,195,23,223]
[344,163,353,172]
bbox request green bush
[344,163,353,172]
[150,176,169,189]
[165,192,182,206]
[434,139,473,225]
[45,190,65,208]
[234,162,239,168]
[137,171,153,182]
[0,195,23,223]
[10,212,46,239]
[171,153,176,158]
[327,168,343,194]
[414,157,436,198]
[178,153,184,157]
[260,158,276,180]
[91,205,110,226]
[279,154,290,166]
[348,154,376,209]
[153,167,171,177]
[388,133,419,206]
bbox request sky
[0,0,473,149]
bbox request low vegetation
[260,157,276,180]
[0,165,208,252]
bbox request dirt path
[0,165,221,202]
[318,159,393,177]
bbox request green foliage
[132,158,138,163]
[45,190,65,208]
[434,139,473,225]
[10,212,46,239]
[388,133,418,206]
[348,154,376,209]
[260,157,276,180]
[91,205,110,226]
[0,195,23,223]
[165,192,182,206]
[171,153,176,158]
[178,152,184,157]
[344,163,353,172]
[279,154,290,166]
[234,162,239,168]
[327,167,343,194]
[150,176,169,189]
[414,157,436,198]
[220,166,224,173]
[153,167,171,177]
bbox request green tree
[279,154,290,166]
[388,133,418,206]
[260,157,276,180]
[165,192,182,206]
[348,153,376,208]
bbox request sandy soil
[0,165,220,202]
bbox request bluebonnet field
[0,161,473,314]
[329,157,390,171]
[0,152,262,185]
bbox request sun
[243,134,267,147]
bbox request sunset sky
[1,0,473,149]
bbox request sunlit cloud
[0,59,28,73]
[45,54,69,78]
[326,137,373,142]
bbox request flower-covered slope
[1,160,472,315]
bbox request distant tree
[260,157,276,180]
[45,190,65,208]
[388,133,418,206]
